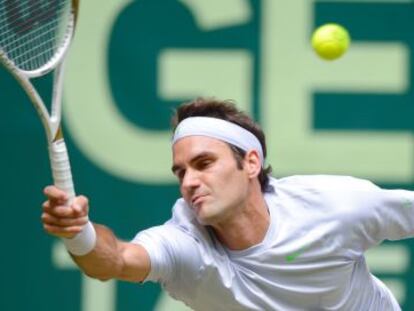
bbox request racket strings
[0,0,72,72]
[0,2,64,34]
[9,21,61,65]
[0,1,68,40]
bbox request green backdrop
[1,0,414,310]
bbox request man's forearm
[71,224,125,281]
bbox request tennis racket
[0,0,79,204]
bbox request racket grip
[49,138,76,205]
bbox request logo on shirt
[285,246,307,262]
[401,199,413,209]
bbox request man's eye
[178,171,185,180]
[199,160,212,168]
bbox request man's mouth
[192,194,208,206]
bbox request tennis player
[42,98,412,310]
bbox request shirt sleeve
[131,223,205,306]
[131,223,202,285]
[131,225,177,283]
[340,179,414,254]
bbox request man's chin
[196,217,209,226]
[194,206,206,224]
[195,206,221,226]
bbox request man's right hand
[42,186,151,283]
[42,186,90,239]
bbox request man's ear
[244,150,261,178]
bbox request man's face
[172,136,250,226]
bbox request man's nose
[182,169,201,190]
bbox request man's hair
[171,97,273,193]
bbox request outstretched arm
[42,186,150,282]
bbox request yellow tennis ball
[311,23,350,60]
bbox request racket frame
[0,0,81,202]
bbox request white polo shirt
[133,175,413,310]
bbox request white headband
[172,117,264,165]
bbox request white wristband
[63,221,97,256]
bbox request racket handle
[49,138,76,205]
